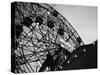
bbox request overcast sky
[51,4,97,44]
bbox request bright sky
[52,4,97,44]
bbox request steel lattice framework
[11,2,85,73]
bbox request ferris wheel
[11,2,85,73]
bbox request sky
[51,4,97,44]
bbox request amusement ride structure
[11,2,89,73]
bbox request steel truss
[11,2,85,73]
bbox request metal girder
[11,2,85,73]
